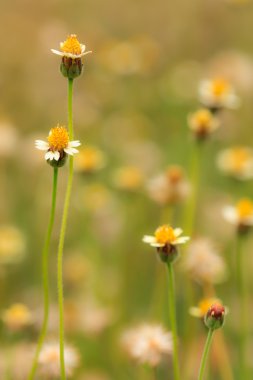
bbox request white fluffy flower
[199,78,240,109]
[223,198,253,226]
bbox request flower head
[38,342,79,378]
[51,34,92,59]
[188,108,220,139]
[217,147,253,180]
[223,198,253,233]
[75,146,106,174]
[199,78,240,110]
[204,303,226,330]
[0,225,25,264]
[35,125,81,167]
[2,303,33,332]
[121,323,173,367]
[113,166,144,191]
[189,297,222,318]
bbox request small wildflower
[39,342,79,378]
[51,34,92,79]
[189,297,222,318]
[184,238,226,284]
[204,303,226,330]
[0,226,25,264]
[35,125,81,167]
[223,198,253,233]
[113,166,144,191]
[188,108,220,139]
[75,146,106,174]
[199,78,240,111]
[217,147,253,180]
[146,165,190,206]
[143,225,189,263]
[121,323,173,367]
[2,303,33,332]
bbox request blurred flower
[223,198,253,229]
[184,238,226,284]
[188,108,220,139]
[0,225,25,264]
[2,303,33,332]
[113,166,144,191]
[217,147,253,180]
[81,183,113,213]
[51,34,92,59]
[75,146,106,174]
[146,165,190,205]
[39,342,79,378]
[0,122,18,158]
[35,125,81,164]
[189,297,221,318]
[143,225,189,248]
[121,323,173,367]
[81,301,114,337]
[199,78,240,110]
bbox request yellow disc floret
[231,148,251,171]
[194,109,212,127]
[155,225,176,244]
[61,34,82,55]
[212,79,230,97]
[198,298,219,317]
[48,126,69,151]
[236,198,253,218]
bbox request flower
[35,125,80,166]
[121,323,173,367]
[146,165,190,205]
[223,198,253,230]
[143,225,189,248]
[113,166,144,191]
[199,78,240,110]
[183,238,226,284]
[51,34,92,59]
[0,226,25,265]
[38,342,79,378]
[189,297,222,318]
[188,108,220,139]
[2,303,33,331]
[74,146,106,174]
[205,303,226,330]
[217,147,253,180]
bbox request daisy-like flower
[74,146,106,174]
[38,342,79,378]
[223,198,253,232]
[189,297,222,318]
[113,166,144,191]
[188,108,220,139]
[2,303,33,332]
[51,34,92,59]
[217,146,253,180]
[199,78,240,111]
[35,125,80,167]
[143,225,189,263]
[121,323,173,367]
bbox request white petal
[51,49,64,56]
[222,207,238,224]
[151,242,165,247]
[35,140,49,151]
[64,147,79,155]
[174,228,183,237]
[53,151,60,161]
[68,140,81,148]
[142,235,156,244]
[45,151,54,161]
[173,236,190,245]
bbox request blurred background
[1,0,253,379]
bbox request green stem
[198,329,214,380]
[27,167,58,380]
[166,263,180,380]
[235,233,248,379]
[58,78,74,380]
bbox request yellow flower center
[198,298,220,317]
[211,79,230,97]
[195,109,212,127]
[231,148,251,171]
[61,34,82,55]
[47,126,69,151]
[155,225,176,244]
[236,198,253,218]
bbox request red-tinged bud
[204,303,225,330]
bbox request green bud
[157,244,179,264]
[204,303,225,330]
[60,57,83,79]
[47,152,68,168]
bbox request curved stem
[235,233,248,379]
[27,167,58,380]
[198,329,214,380]
[166,262,180,380]
[58,78,74,380]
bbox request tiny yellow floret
[211,79,229,97]
[47,126,69,151]
[61,34,82,55]
[236,198,253,218]
[155,225,176,244]
[231,148,251,171]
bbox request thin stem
[198,329,214,380]
[58,78,74,380]
[235,233,248,379]
[166,262,180,380]
[28,167,58,380]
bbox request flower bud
[60,57,83,79]
[157,244,179,264]
[47,152,67,168]
[204,303,225,330]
